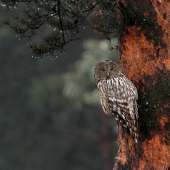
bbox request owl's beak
[107,73,110,77]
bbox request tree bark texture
[114,0,170,169]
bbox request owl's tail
[130,104,138,143]
[129,119,138,143]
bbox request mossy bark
[114,0,170,169]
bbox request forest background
[0,4,119,170]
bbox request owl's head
[94,60,120,83]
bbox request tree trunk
[114,0,170,169]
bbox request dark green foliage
[1,0,117,58]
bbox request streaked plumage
[94,60,138,143]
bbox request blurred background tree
[0,15,119,170]
[0,1,119,169]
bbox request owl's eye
[110,68,113,71]
[102,69,105,71]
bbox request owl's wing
[105,77,138,128]
[107,96,138,143]
[108,99,138,126]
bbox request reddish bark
[114,0,170,169]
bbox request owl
[94,60,138,143]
